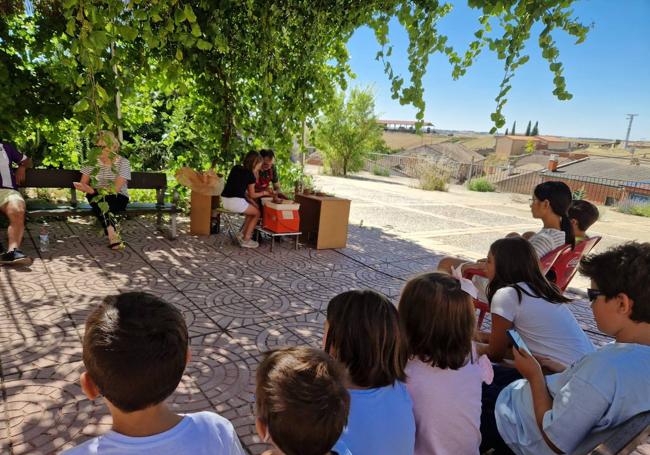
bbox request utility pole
[623,114,638,151]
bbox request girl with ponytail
[527,181,575,256]
[438,180,575,275]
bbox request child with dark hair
[438,180,574,275]
[324,290,415,455]
[399,273,493,455]
[525,180,575,252]
[255,347,351,455]
[63,292,245,455]
[489,242,650,455]
[476,236,594,365]
[568,199,599,242]
[221,150,273,248]
[476,237,594,454]
[256,149,287,199]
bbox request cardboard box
[262,199,301,233]
[295,194,350,249]
[190,191,212,235]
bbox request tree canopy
[0,0,589,170]
[314,87,385,176]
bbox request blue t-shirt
[496,343,650,455]
[336,381,415,455]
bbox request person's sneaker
[0,249,33,266]
[240,239,259,249]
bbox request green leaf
[175,48,183,61]
[72,98,90,113]
[191,23,202,37]
[196,39,213,51]
[119,25,138,42]
[174,8,186,25]
[184,5,197,23]
[95,84,109,102]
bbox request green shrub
[617,199,650,217]
[468,177,496,192]
[572,186,586,200]
[372,164,390,177]
[418,163,450,191]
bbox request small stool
[255,227,302,252]
[216,208,244,246]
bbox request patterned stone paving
[0,217,612,454]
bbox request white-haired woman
[74,131,131,249]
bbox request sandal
[108,242,126,250]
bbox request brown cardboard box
[190,191,212,235]
[295,194,350,249]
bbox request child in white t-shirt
[399,273,493,455]
[63,292,245,455]
[475,236,594,365]
[490,242,650,455]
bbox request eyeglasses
[587,288,605,302]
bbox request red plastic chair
[464,243,571,328]
[548,236,601,291]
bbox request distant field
[383,131,494,152]
[383,131,650,158]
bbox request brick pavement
[0,217,611,454]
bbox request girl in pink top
[399,273,493,455]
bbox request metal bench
[22,168,180,239]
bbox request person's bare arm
[14,157,32,185]
[247,183,271,199]
[535,356,568,374]
[114,176,127,194]
[513,347,563,454]
[476,314,513,362]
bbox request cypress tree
[531,121,539,136]
[505,128,509,135]
[511,121,516,135]
[525,120,532,136]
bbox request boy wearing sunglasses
[489,242,650,455]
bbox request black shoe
[0,249,33,266]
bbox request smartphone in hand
[506,329,532,355]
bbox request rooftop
[546,156,650,183]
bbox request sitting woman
[220,150,272,249]
[74,130,131,250]
[438,181,575,274]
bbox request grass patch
[372,164,391,177]
[468,177,495,192]
[617,200,650,217]
[418,163,450,191]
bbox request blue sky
[346,0,650,140]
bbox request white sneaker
[240,239,259,248]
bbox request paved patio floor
[1,215,611,454]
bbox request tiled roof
[406,143,485,163]
[536,135,572,143]
[545,157,650,183]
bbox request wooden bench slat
[24,168,168,189]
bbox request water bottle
[39,224,49,253]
